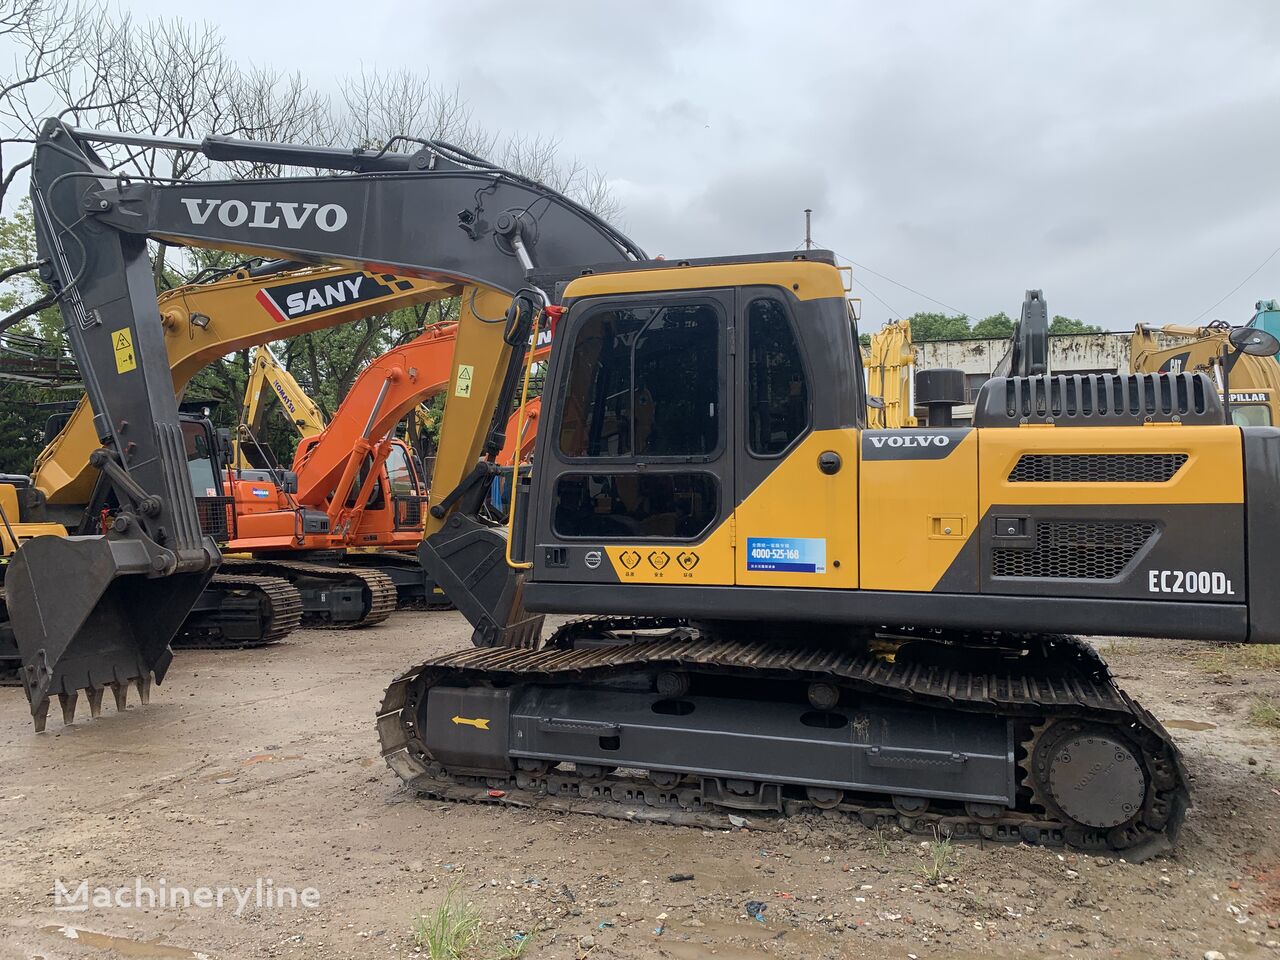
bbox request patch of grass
[1191,644,1280,675]
[1249,696,1280,730]
[874,826,891,856]
[1102,637,1143,657]
[411,889,534,960]
[414,888,482,959]
[921,830,956,884]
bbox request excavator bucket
[5,535,215,731]
[419,515,543,649]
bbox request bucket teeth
[86,686,104,718]
[32,696,49,734]
[58,691,78,726]
[134,675,151,706]
[110,680,128,713]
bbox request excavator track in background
[222,558,396,628]
[341,550,454,610]
[378,623,1186,862]
[174,573,303,649]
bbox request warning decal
[454,363,474,398]
[112,328,136,374]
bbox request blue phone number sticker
[746,537,826,574]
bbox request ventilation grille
[993,520,1157,579]
[1008,453,1188,483]
[974,373,1224,427]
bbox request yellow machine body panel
[979,425,1243,510]
[859,429,977,591]
[562,260,847,303]
[734,430,859,588]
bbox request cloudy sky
[51,2,1280,329]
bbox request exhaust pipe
[6,534,217,731]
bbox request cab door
[732,288,859,589]
[531,289,737,586]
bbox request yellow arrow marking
[451,715,490,730]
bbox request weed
[1249,696,1280,730]
[1190,644,1280,675]
[921,829,955,884]
[411,889,535,960]
[1102,637,1142,657]
[874,826,890,856]
[413,888,482,960]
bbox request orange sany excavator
[218,320,551,606]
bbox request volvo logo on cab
[868,435,951,449]
[180,199,348,232]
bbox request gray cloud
[94,0,1280,329]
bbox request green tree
[971,312,1015,338]
[1049,315,1103,335]
[903,311,974,341]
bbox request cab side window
[747,297,809,455]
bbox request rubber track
[378,631,1188,862]
[223,558,396,628]
[173,573,303,649]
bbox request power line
[1190,244,1280,324]
[816,242,976,318]
[850,275,903,320]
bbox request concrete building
[914,332,1148,423]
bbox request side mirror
[1229,326,1280,357]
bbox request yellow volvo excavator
[18,121,1280,863]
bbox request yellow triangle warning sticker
[111,328,136,374]
[454,363,474,398]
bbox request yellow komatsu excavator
[235,343,327,467]
[20,121,1280,864]
[862,319,918,428]
[1130,300,1280,428]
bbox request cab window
[747,297,809,455]
[559,301,721,459]
[1232,403,1272,427]
[552,472,718,540]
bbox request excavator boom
[17,119,640,727]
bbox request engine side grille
[993,520,1157,579]
[1008,453,1188,483]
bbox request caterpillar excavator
[1131,300,1280,428]
[20,120,1280,862]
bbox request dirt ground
[2,614,1280,960]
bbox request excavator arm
[239,343,327,464]
[17,118,641,727]
[35,262,458,508]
